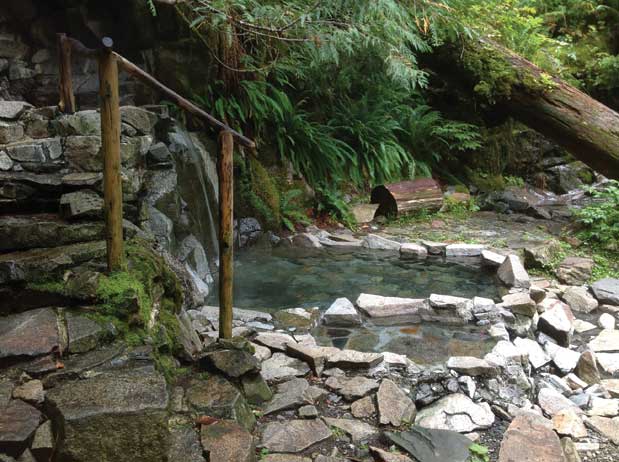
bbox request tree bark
[427,38,619,180]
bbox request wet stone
[0,399,42,456]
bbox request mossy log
[426,38,619,180]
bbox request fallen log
[425,38,619,180]
[371,178,443,217]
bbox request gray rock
[262,456,311,462]
[120,107,158,135]
[356,293,428,324]
[0,151,13,170]
[298,405,318,418]
[167,425,205,462]
[400,243,428,259]
[537,301,574,347]
[421,240,448,255]
[586,416,619,445]
[0,400,41,457]
[377,379,416,426]
[241,373,272,405]
[498,412,565,462]
[385,427,473,462]
[264,378,312,415]
[324,298,362,327]
[201,349,260,378]
[285,343,339,376]
[59,190,104,219]
[323,417,378,443]
[446,356,499,377]
[552,408,587,438]
[501,292,536,317]
[415,394,494,432]
[588,329,619,353]
[561,286,598,313]
[445,244,484,257]
[192,305,272,325]
[556,257,593,286]
[591,278,619,305]
[254,332,297,352]
[186,375,255,430]
[370,446,413,462]
[64,136,102,171]
[481,249,506,267]
[0,122,24,144]
[513,337,551,370]
[575,351,601,384]
[30,420,54,462]
[55,111,101,136]
[261,353,310,382]
[497,255,530,289]
[598,313,616,330]
[260,419,332,453]
[326,349,383,370]
[362,234,401,250]
[351,396,376,418]
[523,241,564,269]
[66,312,107,354]
[429,294,473,322]
[291,233,322,248]
[200,420,254,462]
[12,380,44,405]
[544,342,580,374]
[596,353,619,374]
[46,366,169,462]
[0,101,32,120]
[0,308,59,360]
[325,375,379,400]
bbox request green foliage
[315,186,355,228]
[146,0,157,16]
[280,189,310,231]
[468,443,490,462]
[504,175,525,187]
[442,196,480,217]
[235,155,281,229]
[574,180,619,246]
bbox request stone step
[0,213,104,252]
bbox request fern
[146,0,157,16]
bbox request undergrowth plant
[574,180,619,247]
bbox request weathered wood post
[57,33,76,114]
[218,130,234,339]
[98,37,124,272]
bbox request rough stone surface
[254,332,296,352]
[0,101,32,120]
[323,298,362,327]
[446,356,499,377]
[168,425,205,462]
[377,379,416,426]
[589,329,619,353]
[537,301,574,347]
[362,234,401,250]
[0,399,42,456]
[601,379,619,398]
[586,416,619,444]
[241,373,273,405]
[561,437,582,462]
[538,387,582,417]
[561,286,598,314]
[556,257,593,285]
[351,396,376,418]
[498,412,565,462]
[260,419,332,453]
[587,397,619,417]
[356,293,429,323]
[201,349,260,378]
[325,376,379,400]
[552,408,587,438]
[591,278,619,305]
[445,244,485,257]
[497,255,530,289]
[200,420,255,462]
[323,417,378,443]
[481,249,506,267]
[261,353,310,382]
[545,342,580,374]
[326,349,384,370]
[501,292,536,317]
[66,312,106,354]
[575,351,601,384]
[415,394,494,432]
[596,353,619,374]
[11,380,44,405]
[264,378,312,415]
[0,308,59,360]
[400,243,428,259]
[46,366,169,462]
[30,420,53,462]
[285,343,339,376]
[513,337,551,370]
[371,446,414,462]
[60,190,104,219]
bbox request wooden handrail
[62,37,255,148]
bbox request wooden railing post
[57,33,76,114]
[98,37,124,272]
[218,131,234,339]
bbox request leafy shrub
[574,180,619,246]
[280,189,310,232]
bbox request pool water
[207,246,500,364]
[208,246,500,311]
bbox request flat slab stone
[0,101,32,120]
[361,234,401,250]
[445,244,484,257]
[586,416,619,444]
[0,308,59,360]
[66,312,106,354]
[513,337,551,370]
[325,375,379,400]
[0,399,42,456]
[200,420,254,462]
[351,204,379,224]
[415,393,494,432]
[597,353,619,374]
[352,396,376,418]
[264,378,312,415]
[201,349,260,378]
[285,343,340,375]
[356,293,428,323]
[46,366,169,462]
[326,349,383,370]
[260,419,332,453]
[377,379,416,426]
[446,356,499,377]
[552,408,587,438]
[591,278,619,305]
[400,243,428,259]
[501,293,536,317]
[254,332,297,352]
[588,329,619,353]
[601,379,619,398]
[587,397,619,417]
[537,387,583,417]
[498,412,565,462]
[481,250,506,267]
[323,298,362,327]
[262,456,312,462]
[385,427,473,462]
[261,353,310,382]
[561,286,598,313]
[574,319,596,334]
[421,240,448,255]
[195,305,272,324]
[323,417,378,443]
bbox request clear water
[208,246,500,311]
[207,246,500,364]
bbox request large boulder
[46,366,169,462]
[537,300,574,347]
[591,278,619,305]
[561,286,598,313]
[497,255,530,289]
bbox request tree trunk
[426,38,619,180]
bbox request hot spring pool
[207,246,501,364]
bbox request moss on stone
[235,154,282,229]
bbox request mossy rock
[235,155,281,230]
